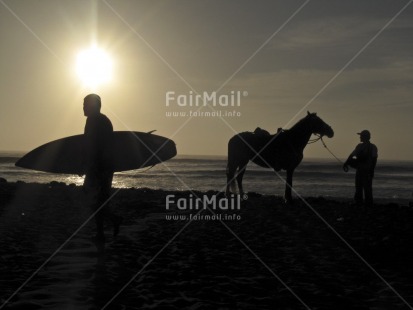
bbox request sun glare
[76,46,113,89]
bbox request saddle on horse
[249,127,286,171]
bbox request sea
[1,152,413,201]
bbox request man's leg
[94,202,105,240]
[99,172,123,236]
[94,174,112,239]
[364,173,374,207]
[354,170,363,205]
[84,174,105,240]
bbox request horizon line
[0,150,411,162]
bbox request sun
[76,46,113,89]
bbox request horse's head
[306,111,334,138]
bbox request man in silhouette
[83,94,122,241]
[343,130,378,207]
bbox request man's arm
[370,157,377,177]
[370,145,378,178]
[343,147,358,171]
[82,117,99,175]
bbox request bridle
[307,133,343,164]
[307,134,322,144]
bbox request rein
[321,137,343,164]
[308,134,343,164]
[307,134,322,144]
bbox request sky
[0,0,412,160]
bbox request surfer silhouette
[82,94,122,241]
[343,130,378,207]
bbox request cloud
[217,59,413,112]
[273,16,387,50]
[259,15,413,72]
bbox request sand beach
[1,181,413,309]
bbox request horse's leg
[284,169,294,204]
[236,161,248,198]
[226,164,233,196]
[226,137,237,196]
[226,161,237,196]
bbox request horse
[225,112,334,203]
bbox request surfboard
[15,131,177,174]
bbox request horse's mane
[289,113,315,131]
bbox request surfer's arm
[83,118,100,174]
[84,140,99,174]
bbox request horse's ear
[307,111,310,115]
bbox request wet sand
[1,181,413,309]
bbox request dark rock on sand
[1,182,413,309]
